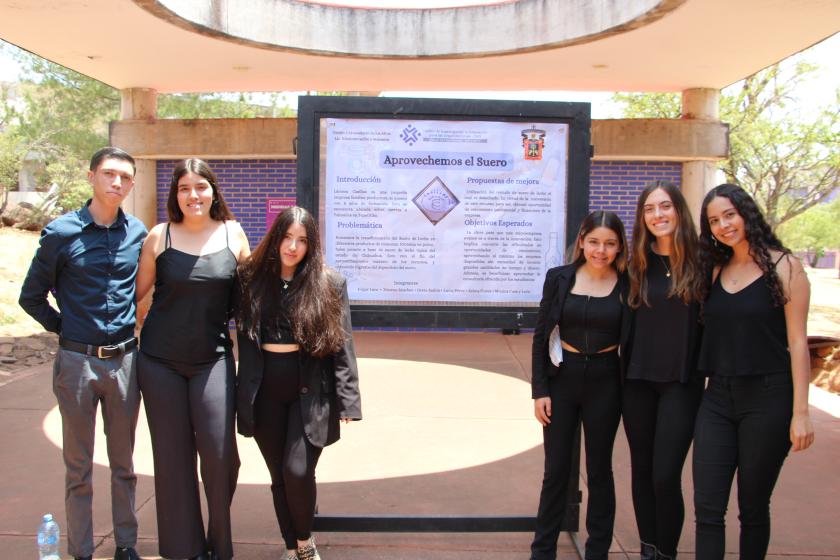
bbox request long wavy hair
[699,183,790,307]
[568,210,628,273]
[166,158,234,223]
[628,181,703,308]
[237,206,345,357]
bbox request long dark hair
[167,159,234,223]
[629,181,703,308]
[568,210,628,273]
[237,206,345,357]
[699,183,790,306]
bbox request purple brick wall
[150,158,682,331]
[155,159,681,250]
[156,159,297,247]
[589,161,682,233]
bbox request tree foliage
[777,197,840,266]
[0,41,297,218]
[612,62,840,230]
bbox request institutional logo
[412,176,459,225]
[521,126,546,160]
[400,124,421,146]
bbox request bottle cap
[42,514,53,522]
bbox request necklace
[657,254,672,278]
[281,277,292,290]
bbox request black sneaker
[114,546,141,560]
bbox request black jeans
[693,373,792,560]
[531,351,622,560]
[253,351,323,551]
[622,377,703,558]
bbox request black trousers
[692,373,792,560]
[137,351,239,560]
[622,377,703,558]
[253,350,323,551]
[531,351,622,560]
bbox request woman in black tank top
[623,182,705,560]
[530,211,631,560]
[136,159,251,560]
[693,184,814,560]
[236,206,361,560]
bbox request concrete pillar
[681,88,720,224]
[127,159,158,230]
[120,88,158,120]
[118,88,158,228]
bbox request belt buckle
[97,344,118,359]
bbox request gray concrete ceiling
[0,0,838,93]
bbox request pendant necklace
[657,254,672,278]
[281,277,291,290]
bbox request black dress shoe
[74,556,93,560]
[114,546,141,560]
[190,553,210,560]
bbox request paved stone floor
[2,332,839,559]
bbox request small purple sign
[266,198,296,231]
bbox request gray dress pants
[137,351,239,560]
[53,347,140,558]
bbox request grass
[0,227,51,337]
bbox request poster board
[297,96,591,329]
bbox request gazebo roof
[1,0,838,93]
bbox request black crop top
[626,250,700,383]
[697,272,790,377]
[259,285,297,344]
[560,281,622,354]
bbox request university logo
[521,126,546,160]
[400,124,421,146]
[412,176,459,225]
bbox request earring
[711,234,718,248]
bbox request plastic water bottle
[37,514,60,560]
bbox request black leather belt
[59,337,138,359]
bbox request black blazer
[236,273,362,448]
[531,263,632,399]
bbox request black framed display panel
[296,95,591,329]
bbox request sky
[1,33,837,119]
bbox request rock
[816,345,836,358]
[24,356,43,366]
[0,356,16,364]
[0,343,13,355]
[21,338,47,351]
[12,346,35,359]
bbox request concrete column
[120,88,158,120]
[118,88,158,228]
[127,159,158,230]
[681,88,721,224]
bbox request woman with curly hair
[530,211,632,560]
[623,181,705,560]
[236,206,361,560]
[693,184,814,559]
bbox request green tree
[777,197,840,266]
[1,40,297,217]
[612,63,840,230]
[158,92,295,118]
